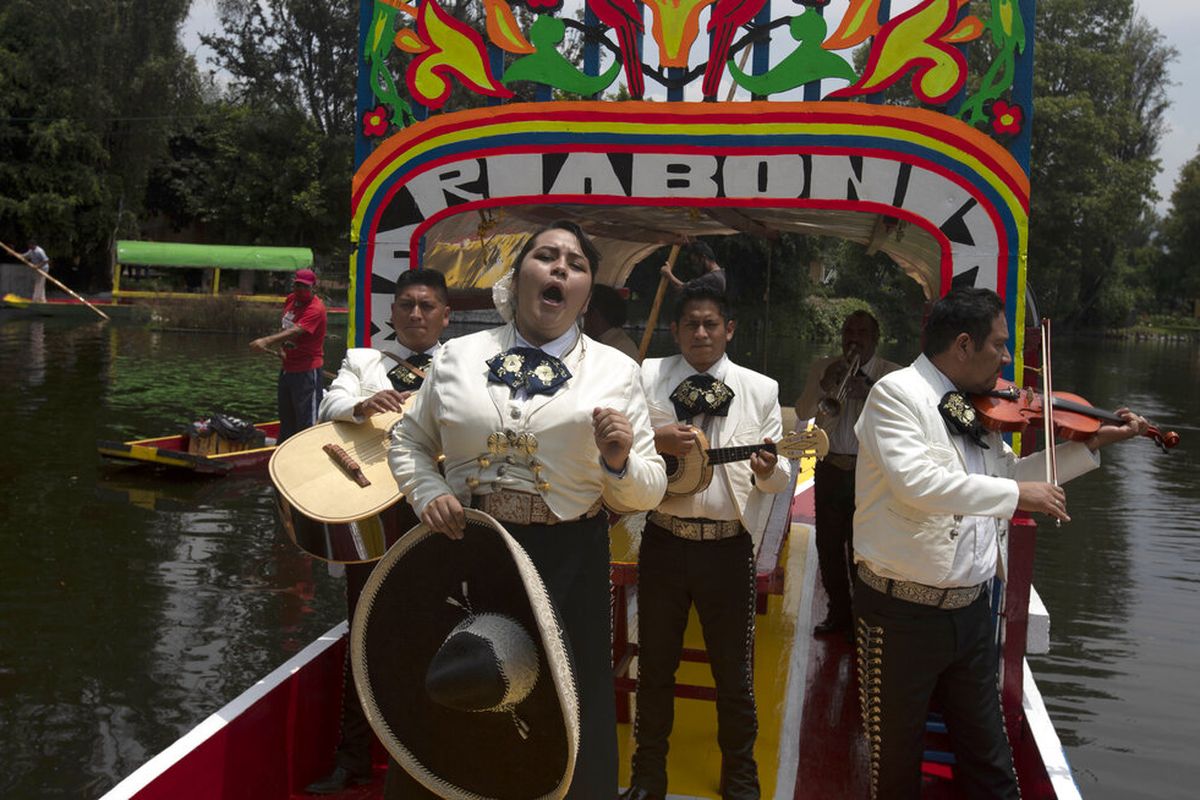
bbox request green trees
[1029,0,1175,327]
[0,0,359,285]
[1157,150,1200,309]
[145,103,349,249]
[0,0,199,284]
[200,0,357,137]
[0,0,1188,320]
[148,1,358,259]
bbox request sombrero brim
[352,509,579,800]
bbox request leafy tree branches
[0,0,199,281]
[1029,0,1175,327]
[1157,150,1200,308]
[202,0,357,136]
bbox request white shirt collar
[684,353,730,382]
[392,341,441,360]
[929,361,959,396]
[514,325,579,360]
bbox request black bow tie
[387,352,432,391]
[486,347,571,397]
[938,391,989,449]
[671,374,735,420]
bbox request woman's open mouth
[541,284,565,306]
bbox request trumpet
[817,350,861,418]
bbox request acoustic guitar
[663,426,830,497]
[269,408,406,524]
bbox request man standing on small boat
[304,268,450,795]
[794,310,899,637]
[624,285,790,800]
[660,239,727,294]
[21,238,50,303]
[249,268,327,443]
[852,287,1148,799]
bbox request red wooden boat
[97,468,1080,800]
[96,0,1089,795]
[97,421,280,475]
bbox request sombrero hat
[351,508,579,799]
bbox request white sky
[181,0,1197,210]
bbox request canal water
[0,313,1196,798]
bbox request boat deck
[102,443,1069,799]
[284,490,972,800]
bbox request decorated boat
[97,419,280,475]
[3,242,348,318]
[100,0,1087,797]
[110,241,318,307]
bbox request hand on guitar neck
[653,423,830,497]
[654,423,778,479]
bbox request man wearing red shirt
[250,268,328,442]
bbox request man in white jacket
[305,268,450,795]
[624,285,791,800]
[794,310,900,636]
[319,268,450,424]
[852,287,1148,799]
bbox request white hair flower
[491,268,516,323]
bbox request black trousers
[336,502,421,778]
[630,523,759,799]
[277,369,323,443]
[854,577,1019,800]
[385,514,616,799]
[813,460,856,622]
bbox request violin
[971,378,1180,453]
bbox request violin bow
[1041,319,1062,527]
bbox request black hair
[922,287,1005,357]
[672,284,731,323]
[394,268,449,304]
[588,284,627,327]
[511,220,601,278]
[845,309,881,340]
[689,240,716,263]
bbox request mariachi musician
[794,310,900,636]
[303,268,451,795]
[624,284,791,800]
[390,220,666,799]
[852,287,1148,799]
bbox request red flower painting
[515,0,564,11]
[362,105,392,138]
[990,100,1023,136]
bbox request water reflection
[0,317,347,798]
[1028,337,1200,797]
[1,316,1197,798]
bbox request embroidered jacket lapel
[485,326,517,421]
[711,364,739,506]
[914,356,969,469]
[708,362,740,448]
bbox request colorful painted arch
[349,101,1030,352]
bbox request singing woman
[389,220,667,797]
